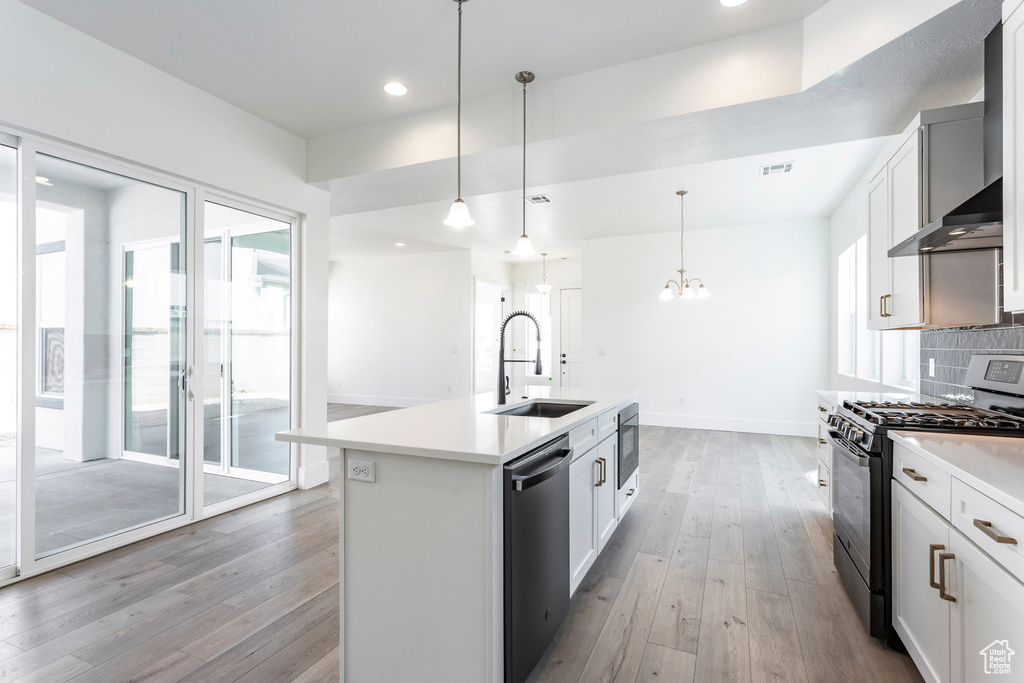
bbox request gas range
[829,399,1024,453]
[827,354,1024,649]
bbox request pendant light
[512,70,536,256]
[444,0,474,228]
[535,253,553,294]
[658,190,711,301]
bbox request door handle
[938,552,956,602]
[929,544,944,589]
[974,519,1018,545]
[902,467,927,482]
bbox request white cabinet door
[595,438,617,553]
[569,449,599,595]
[867,167,891,330]
[887,131,925,328]
[892,481,952,683]
[816,457,831,514]
[948,529,1024,682]
[1005,3,1024,312]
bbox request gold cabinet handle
[974,519,1018,545]
[818,438,828,445]
[929,544,944,589]
[818,406,828,413]
[818,479,827,487]
[902,467,927,482]
[938,552,956,602]
[600,457,606,486]
[626,488,635,497]
[880,294,892,318]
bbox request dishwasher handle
[509,447,572,492]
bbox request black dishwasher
[503,434,572,683]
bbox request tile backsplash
[919,257,1024,401]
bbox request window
[837,235,912,388]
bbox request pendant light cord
[522,79,527,239]
[456,1,463,199]
[679,191,685,273]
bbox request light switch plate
[348,459,376,483]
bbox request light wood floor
[0,415,923,683]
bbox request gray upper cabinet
[867,103,993,330]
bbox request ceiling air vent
[527,194,552,204]
[759,162,794,176]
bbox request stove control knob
[851,428,864,444]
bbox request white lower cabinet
[948,530,1024,683]
[893,480,1024,683]
[596,438,617,553]
[892,481,951,683]
[569,449,600,595]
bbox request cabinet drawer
[893,444,951,520]
[951,478,1024,584]
[816,398,834,424]
[816,457,831,512]
[569,419,599,459]
[598,409,617,444]
[617,470,639,518]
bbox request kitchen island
[277,386,638,683]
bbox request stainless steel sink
[488,400,593,418]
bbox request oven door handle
[826,431,871,467]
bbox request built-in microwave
[617,403,639,486]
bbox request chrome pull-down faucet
[497,310,542,404]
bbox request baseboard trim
[641,412,816,438]
[298,460,329,489]
[328,393,438,408]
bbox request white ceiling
[329,136,891,261]
[19,0,829,138]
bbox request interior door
[559,288,583,388]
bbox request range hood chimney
[889,22,1004,257]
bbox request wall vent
[759,162,794,176]
[527,194,552,204]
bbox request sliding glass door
[0,142,16,576]
[32,153,188,558]
[203,202,292,507]
[0,138,299,583]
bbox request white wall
[583,222,829,437]
[328,250,473,406]
[0,0,331,487]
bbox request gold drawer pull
[818,406,828,413]
[938,552,956,602]
[902,467,927,482]
[928,544,944,589]
[974,519,1018,545]
[818,438,827,445]
[626,488,635,497]
[818,479,827,487]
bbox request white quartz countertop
[889,431,1024,518]
[277,386,639,466]
[816,389,943,407]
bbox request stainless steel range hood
[888,178,1002,256]
[890,22,1004,258]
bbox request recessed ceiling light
[383,81,408,96]
[35,176,52,186]
[395,242,406,247]
[720,0,748,6]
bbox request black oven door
[617,403,639,485]
[827,430,882,589]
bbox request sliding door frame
[0,129,303,586]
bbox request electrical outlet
[348,459,376,483]
[929,358,935,377]
[597,348,606,356]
